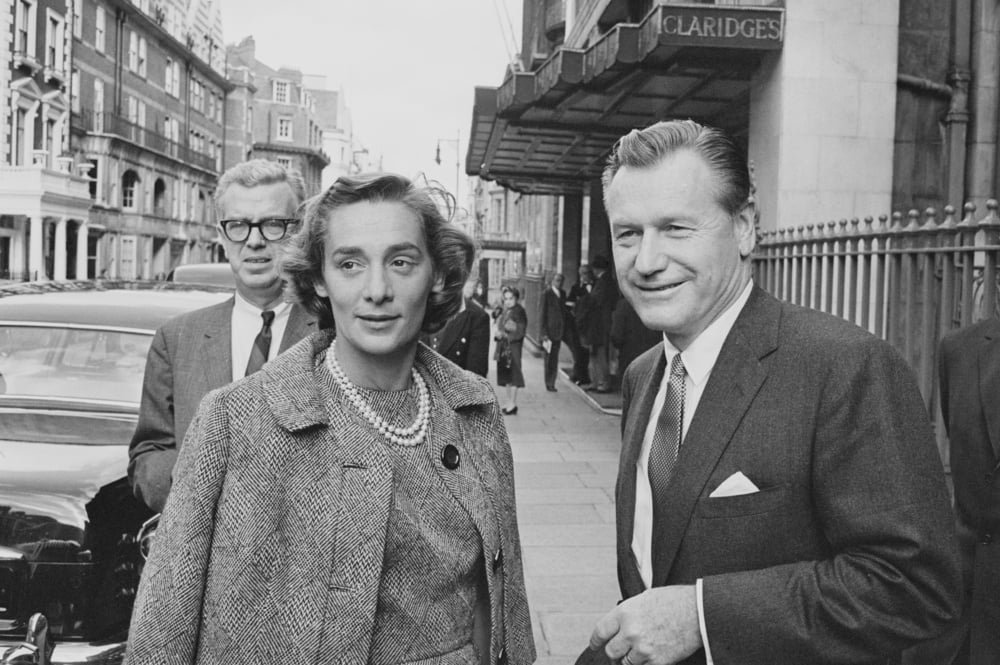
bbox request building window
[277,117,293,141]
[71,68,80,113]
[15,0,36,56]
[277,157,292,170]
[138,37,147,77]
[93,78,104,131]
[273,80,289,104]
[45,11,65,72]
[164,59,180,97]
[95,6,105,53]
[122,170,140,210]
[72,0,81,38]
[129,32,138,71]
[137,101,146,129]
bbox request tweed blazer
[937,318,1000,664]
[616,287,961,665]
[125,330,535,665]
[127,298,316,511]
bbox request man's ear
[734,199,758,258]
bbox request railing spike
[922,207,938,229]
[905,209,921,231]
[959,201,977,226]
[891,211,903,229]
[941,204,957,228]
[983,199,1000,226]
[850,217,860,233]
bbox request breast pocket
[695,483,790,519]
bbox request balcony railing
[76,110,217,173]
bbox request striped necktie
[648,353,686,581]
[244,310,275,376]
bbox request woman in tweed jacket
[125,173,535,665]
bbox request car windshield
[0,325,152,404]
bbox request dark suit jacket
[425,299,491,377]
[127,298,316,512]
[124,332,535,665]
[938,318,1000,665]
[541,287,566,342]
[617,287,961,665]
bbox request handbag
[494,337,513,370]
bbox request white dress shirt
[231,293,292,382]
[631,280,754,664]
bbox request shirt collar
[662,280,754,387]
[233,290,291,318]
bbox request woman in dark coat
[495,286,527,415]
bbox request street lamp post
[435,129,461,203]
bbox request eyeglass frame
[218,217,300,243]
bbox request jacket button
[442,444,460,470]
[493,547,504,572]
[497,647,507,665]
[982,533,993,545]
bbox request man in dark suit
[587,119,960,665]
[587,255,617,392]
[931,318,1000,665]
[424,278,491,377]
[568,265,593,385]
[541,272,566,391]
[128,160,317,512]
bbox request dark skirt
[496,340,525,387]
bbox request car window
[0,325,152,403]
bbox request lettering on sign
[657,7,784,49]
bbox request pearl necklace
[324,340,430,446]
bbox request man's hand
[589,585,702,665]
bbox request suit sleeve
[124,389,231,664]
[128,325,178,513]
[701,339,961,664]
[468,309,492,378]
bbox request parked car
[166,262,236,289]
[0,280,231,664]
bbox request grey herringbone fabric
[124,330,535,665]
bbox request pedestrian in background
[570,264,594,385]
[128,159,316,513]
[125,173,535,665]
[424,275,491,377]
[495,285,527,414]
[609,297,660,379]
[586,254,617,393]
[588,119,959,665]
[541,272,566,391]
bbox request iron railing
[754,200,1000,458]
[76,111,216,173]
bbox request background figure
[915,318,1000,665]
[125,173,535,665]
[471,278,489,310]
[495,285,527,415]
[128,159,316,513]
[586,254,617,393]
[609,298,661,379]
[423,276,491,377]
[541,273,566,391]
[570,265,594,386]
[589,119,960,665]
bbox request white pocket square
[709,471,760,498]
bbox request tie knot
[669,353,686,378]
[261,310,275,326]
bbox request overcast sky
[218,0,523,201]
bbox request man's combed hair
[282,172,474,333]
[601,119,751,216]
[214,159,307,215]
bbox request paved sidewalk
[493,344,622,665]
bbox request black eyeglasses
[219,217,300,242]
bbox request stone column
[54,218,67,280]
[561,193,583,278]
[28,217,44,281]
[76,221,89,279]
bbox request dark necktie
[648,353,686,581]
[245,310,275,376]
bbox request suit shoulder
[941,317,999,349]
[157,299,230,335]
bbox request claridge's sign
[658,5,784,50]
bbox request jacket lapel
[978,323,1000,463]
[198,298,233,389]
[650,287,778,586]
[435,308,468,357]
[278,303,318,352]
[617,349,665,598]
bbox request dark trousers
[544,339,562,389]
[572,343,591,384]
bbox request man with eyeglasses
[128,160,317,513]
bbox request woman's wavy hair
[282,172,474,333]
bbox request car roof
[0,280,233,331]
[168,262,236,288]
